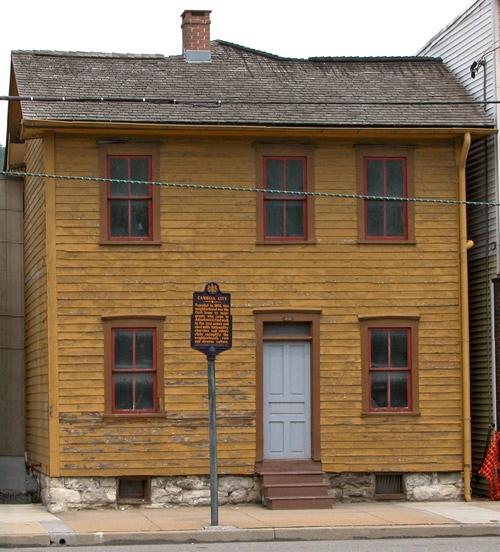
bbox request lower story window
[369,328,410,410]
[360,317,419,413]
[112,328,156,412]
[103,316,165,415]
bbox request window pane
[130,159,150,196]
[286,159,304,192]
[366,160,384,195]
[386,160,404,197]
[387,202,404,237]
[371,371,388,408]
[371,330,388,368]
[115,331,133,368]
[135,373,154,410]
[286,201,304,237]
[266,201,284,236]
[265,159,284,190]
[131,200,149,237]
[391,330,408,368]
[114,373,133,410]
[366,201,384,236]
[110,200,129,236]
[390,372,409,408]
[109,158,129,196]
[136,330,153,369]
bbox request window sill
[357,239,416,245]
[362,410,420,417]
[256,239,317,245]
[102,413,166,420]
[99,239,162,246]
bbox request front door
[263,341,311,459]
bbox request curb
[3,524,500,547]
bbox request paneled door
[263,341,311,459]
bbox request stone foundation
[37,473,260,513]
[38,471,463,512]
[326,472,463,502]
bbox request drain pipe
[458,132,472,501]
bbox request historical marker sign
[191,282,232,355]
[190,282,232,527]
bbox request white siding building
[419,0,499,496]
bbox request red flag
[479,431,500,500]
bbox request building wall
[419,0,498,495]
[24,138,50,472]
[0,175,26,496]
[49,134,464,477]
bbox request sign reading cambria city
[191,282,232,355]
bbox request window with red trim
[103,317,164,416]
[111,328,157,413]
[364,157,407,240]
[107,156,153,240]
[263,156,307,240]
[368,327,411,411]
[360,317,419,414]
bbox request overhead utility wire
[2,95,500,107]
[1,170,498,207]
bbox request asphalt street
[5,536,500,552]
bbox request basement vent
[374,474,404,499]
[117,478,150,504]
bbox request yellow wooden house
[5,10,495,511]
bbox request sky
[1,0,477,143]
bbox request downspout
[458,131,472,501]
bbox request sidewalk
[2,500,500,547]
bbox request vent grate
[117,478,150,503]
[375,474,404,498]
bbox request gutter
[458,132,472,501]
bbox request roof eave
[19,118,497,141]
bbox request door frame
[254,309,322,464]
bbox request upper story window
[356,147,415,244]
[107,156,152,240]
[103,316,165,416]
[264,157,307,240]
[99,144,161,245]
[256,146,315,244]
[360,317,419,414]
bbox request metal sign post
[191,282,232,527]
[207,345,218,526]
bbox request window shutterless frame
[255,145,315,244]
[102,316,165,416]
[99,143,161,245]
[106,155,153,241]
[356,146,415,244]
[359,316,419,415]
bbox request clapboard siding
[419,0,495,115]
[49,135,464,476]
[24,138,49,472]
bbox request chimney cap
[181,9,212,16]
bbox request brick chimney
[181,10,212,62]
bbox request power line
[1,169,497,207]
[0,95,499,107]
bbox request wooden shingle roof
[10,40,493,128]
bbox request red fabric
[479,431,500,500]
